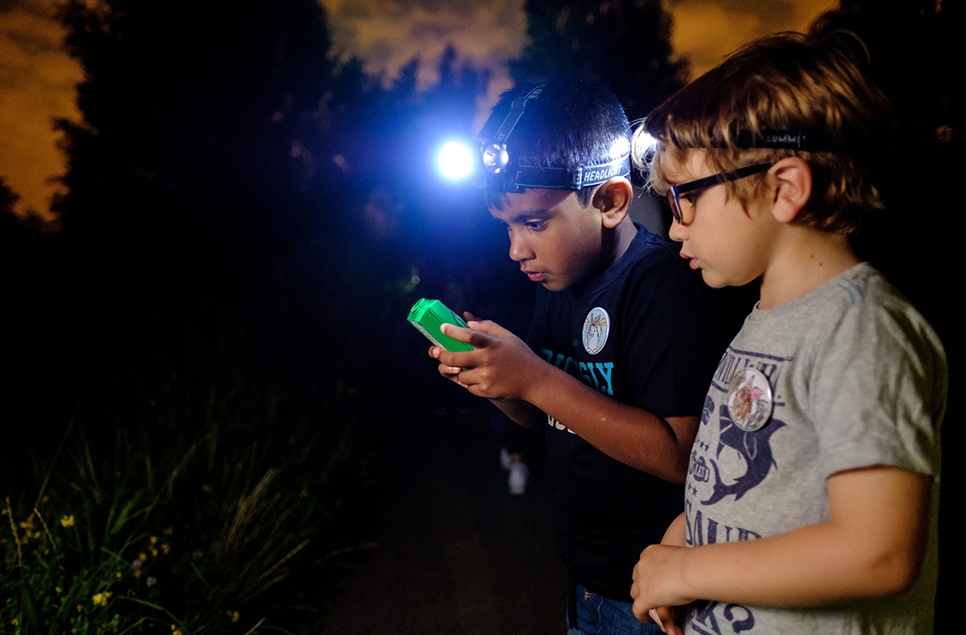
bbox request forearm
[489,397,543,429]
[677,524,920,607]
[523,363,695,482]
[653,468,930,608]
[661,513,687,546]
[435,319,696,480]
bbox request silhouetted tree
[314,46,508,355]
[0,177,27,272]
[807,3,961,313]
[54,0,340,277]
[812,2,961,163]
[511,0,687,120]
[0,177,16,216]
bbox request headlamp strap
[734,129,814,150]
[512,154,630,190]
[493,84,545,144]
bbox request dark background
[1,1,961,632]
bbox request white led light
[438,141,475,180]
[631,128,658,160]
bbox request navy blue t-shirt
[526,226,719,601]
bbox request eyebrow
[492,208,552,225]
[511,209,551,222]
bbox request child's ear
[770,157,812,223]
[594,177,633,229]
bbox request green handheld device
[408,298,474,352]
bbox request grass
[2,320,378,634]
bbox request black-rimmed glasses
[666,162,773,224]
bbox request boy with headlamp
[430,79,719,634]
[627,31,946,635]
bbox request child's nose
[668,218,688,242]
[508,231,533,262]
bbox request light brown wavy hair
[632,30,895,235]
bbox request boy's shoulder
[806,264,935,340]
[744,263,946,414]
[749,264,904,324]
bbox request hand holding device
[407,298,475,352]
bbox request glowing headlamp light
[481,142,511,175]
[438,83,631,193]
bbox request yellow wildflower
[228,610,240,623]
[161,543,171,555]
[150,535,158,545]
[60,515,75,528]
[92,592,112,606]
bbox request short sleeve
[809,282,946,479]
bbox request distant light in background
[437,140,476,182]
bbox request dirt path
[320,391,566,635]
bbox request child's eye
[682,192,700,207]
[524,219,547,231]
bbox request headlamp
[439,83,631,193]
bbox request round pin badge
[582,307,610,355]
[726,367,774,432]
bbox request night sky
[1,0,835,223]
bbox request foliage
[7,1,508,632]
[53,0,342,274]
[2,496,186,635]
[0,178,17,216]
[510,0,687,120]
[2,347,375,634]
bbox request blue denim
[567,584,664,635]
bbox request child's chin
[539,279,567,292]
[699,271,729,288]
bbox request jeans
[567,584,664,635]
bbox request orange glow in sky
[0,0,836,223]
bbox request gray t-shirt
[684,263,946,635]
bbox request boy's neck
[758,226,859,310]
[572,218,638,290]
[610,216,638,265]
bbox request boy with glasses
[628,31,947,635]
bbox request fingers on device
[408,298,475,352]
